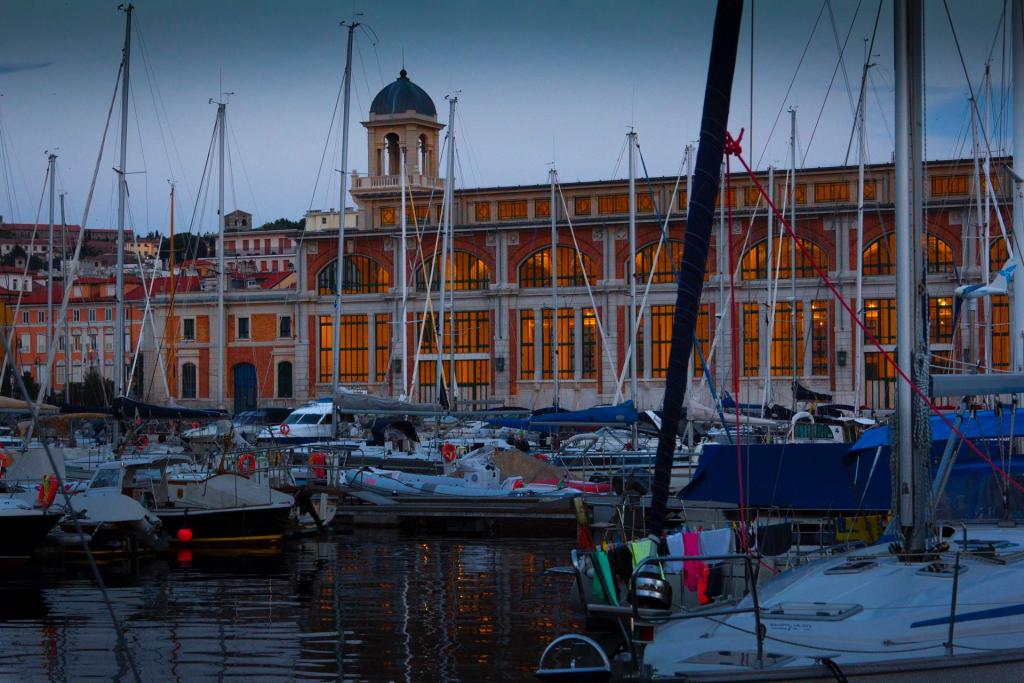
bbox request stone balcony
[350,173,444,193]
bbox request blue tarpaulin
[679,442,891,511]
[850,408,1024,452]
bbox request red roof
[125,275,201,300]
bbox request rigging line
[730,142,1024,496]
[227,120,261,223]
[842,0,884,166]
[609,136,628,181]
[755,0,828,169]
[129,74,150,235]
[867,69,895,151]
[826,0,859,116]
[725,147,747,542]
[0,330,141,683]
[308,61,346,211]
[227,125,238,215]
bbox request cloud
[0,62,53,75]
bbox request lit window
[930,175,969,197]
[518,246,595,288]
[415,251,490,291]
[771,302,803,377]
[993,295,1009,370]
[497,200,528,220]
[929,297,954,344]
[597,194,629,214]
[474,202,491,222]
[535,199,551,218]
[380,207,396,226]
[743,303,760,376]
[811,301,828,375]
[519,311,535,380]
[864,298,896,345]
[741,237,827,280]
[814,182,850,203]
[574,197,591,215]
[318,314,368,383]
[542,308,576,380]
[317,256,391,295]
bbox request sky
[0,0,1013,237]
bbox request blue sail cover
[849,408,1024,452]
[679,442,891,511]
[486,401,638,434]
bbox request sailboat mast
[168,182,176,400]
[436,96,457,408]
[971,102,989,372]
[46,152,55,400]
[550,167,559,408]
[628,130,638,444]
[216,103,226,409]
[399,146,408,398]
[333,21,358,392]
[762,165,774,415]
[1011,0,1024,379]
[789,107,797,409]
[894,0,928,553]
[114,4,132,442]
[60,194,70,405]
[855,64,868,413]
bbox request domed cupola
[370,69,437,118]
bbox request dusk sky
[0,0,1012,237]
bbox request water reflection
[0,530,579,681]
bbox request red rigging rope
[725,131,749,550]
[723,130,1024,496]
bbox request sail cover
[112,396,226,420]
[486,401,638,433]
[333,388,439,415]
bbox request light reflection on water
[0,530,579,681]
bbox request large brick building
[137,70,1011,415]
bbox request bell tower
[355,69,445,191]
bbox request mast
[685,145,695,382]
[648,0,744,535]
[1011,0,1024,380]
[46,152,55,400]
[894,0,928,554]
[60,194,70,404]
[114,3,132,444]
[628,129,638,443]
[216,102,226,409]
[550,167,559,408]
[168,182,176,400]
[971,101,989,372]
[399,145,408,398]
[762,165,774,414]
[789,107,797,409]
[332,21,358,391]
[855,62,868,413]
[436,97,458,409]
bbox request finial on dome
[399,68,408,79]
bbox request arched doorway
[233,363,257,414]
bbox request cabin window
[181,362,197,399]
[90,468,121,489]
[771,302,803,377]
[182,318,195,341]
[299,413,321,424]
[741,237,827,280]
[415,251,490,291]
[277,361,293,398]
[518,246,594,288]
[279,315,292,338]
[237,317,250,340]
[497,200,528,220]
[316,256,390,295]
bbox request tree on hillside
[257,217,304,231]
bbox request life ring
[309,452,327,479]
[280,423,291,436]
[136,434,149,450]
[237,452,257,476]
[191,421,200,430]
[0,450,12,476]
[441,443,457,464]
[37,474,57,508]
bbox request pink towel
[683,531,707,592]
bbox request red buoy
[177,528,193,542]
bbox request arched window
[519,246,595,288]
[632,241,684,284]
[277,361,293,398]
[417,134,428,174]
[415,250,490,291]
[316,256,391,295]
[181,362,197,399]
[740,236,827,280]
[863,232,954,276]
[383,132,400,175]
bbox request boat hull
[0,510,62,560]
[156,503,293,544]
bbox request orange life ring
[309,451,327,479]
[280,423,291,436]
[441,443,457,464]
[237,452,257,476]
[37,474,57,508]
[136,434,149,450]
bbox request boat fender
[309,451,327,479]
[511,478,524,490]
[37,474,57,508]
[237,452,257,476]
[441,443,457,463]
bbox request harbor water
[0,530,579,681]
